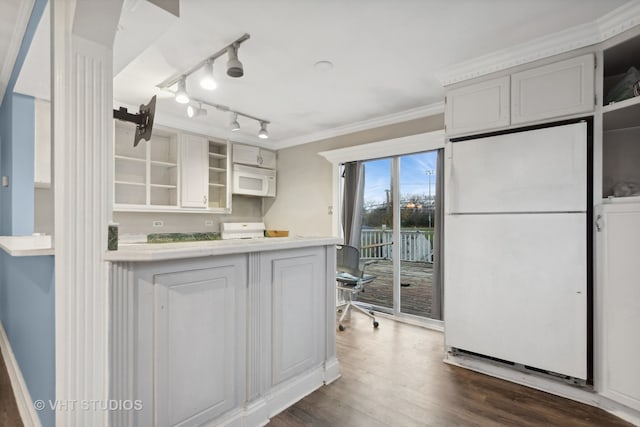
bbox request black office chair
[336,245,379,331]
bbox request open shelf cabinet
[114,121,179,210]
[602,34,640,200]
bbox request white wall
[263,114,444,236]
[114,195,262,235]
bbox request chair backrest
[336,245,361,277]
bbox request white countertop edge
[0,236,55,257]
[104,236,342,262]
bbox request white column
[53,1,118,425]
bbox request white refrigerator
[444,122,588,380]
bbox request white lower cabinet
[109,243,339,427]
[261,248,324,386]
[154,262,247,426]
[596,202,640,411]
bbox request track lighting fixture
[200,60,217,90]
[230,113,240,131]
[156,33,270,139]
[175,76,189,104]
[182,95,270,139]
[187,103,207,118]
[258,121,269,139]
[158,33,250,98]
[226,43,244,78]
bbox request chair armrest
[361,259,378,277]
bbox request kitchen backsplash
[113,195,263,235]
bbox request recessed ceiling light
[314,60,334,71]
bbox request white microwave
[232,164,276,197]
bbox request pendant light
[200,60,217,90]
[230,113,240,131]
[175,76,190,104]
[226,44,244,78]
[258,121,269,139]
[187,103,207,118]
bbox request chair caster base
[338,324,345,331]
[373,321,379,328]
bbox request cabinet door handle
[595,214,603,232]
[203,195,208,205]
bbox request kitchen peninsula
[105,236,340,426]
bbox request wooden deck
[354,259,434,318]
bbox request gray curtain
[431,149,444,320]
[342,161,365,249]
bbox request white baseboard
[0,322,42,427]
[445,352,640,426]
[323,357,341,384]
[266,367,325,419]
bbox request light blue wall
[0,1,54,427]
[0,252,55,427]
[0,92,13,235]
[10,93,35,235]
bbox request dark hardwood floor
[0,316,632,427]
[0,351,23,427]
[269,315,633,427]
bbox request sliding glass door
[351,150,442,321]
[398,151,439,318]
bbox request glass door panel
[398,151,438,318]
[357,158,393,312]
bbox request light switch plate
[152,220,163,227]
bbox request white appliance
[232,164,276,197]
[220,222,266,239]
[444,122,588,380]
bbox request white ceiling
[12,0,634,147]
[112,0,630,147]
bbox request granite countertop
[104,235,341,262]
[0,235,54,256]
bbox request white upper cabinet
[511,54,595,125]
[113,124,231,213]
[259,148,276,169]
[180,133,209,208]
[233,143,276,169]
[445,76,510,136]
[445,54,595,137]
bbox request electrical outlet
[205,220,214,227]
[152,220,163,227]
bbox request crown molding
[273,101,445,150]
[437,1,640,86]
[0,0,35,104]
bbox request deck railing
[360,228,433,262]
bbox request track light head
[175,76,190,104]
[258,121,269,139]
[230,113,240,131]
[200,60,217,90]
[187,103,207,118]
[226,44,244,78]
